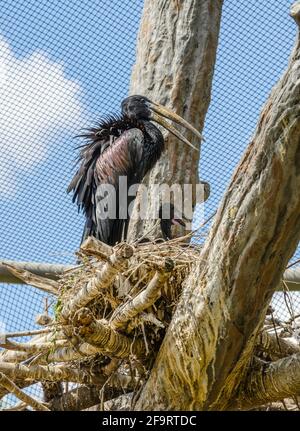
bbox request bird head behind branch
[159,202,186,240]
[137,203,186,243]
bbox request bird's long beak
[149,101,204,152]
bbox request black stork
[68,95,202,246]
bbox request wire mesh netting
[0,0,299,408]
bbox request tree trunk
[128,0,223,239]
[134,5,300,410]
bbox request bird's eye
[110,127,119,135]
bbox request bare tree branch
[80,237,113,261]
[231,354,300,410]
[60,243,134,320]
[2,328,52,339]
[110,271,167,330]
[72,308,146,359]
[256,331,300,360]
[2,262,58,295]
[48,385,128,411]
[0,338,68,354]
[0,372,50,411]
[0,362,100,385]
[0,260,74,284]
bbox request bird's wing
[68,128,144,245]
[67,136,107,214]
[94,128,144,245]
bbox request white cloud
[0,36,87,196]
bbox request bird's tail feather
[80,218,94,245]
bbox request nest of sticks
[1,231,300,411]
[0,234,202,410]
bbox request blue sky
[0,1,297,332]
[0,0,143,265]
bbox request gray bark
[0,260,74,284]
[256,331,300,361]
[49,385,128,411]
[231,354,300,410]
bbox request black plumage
[68,95,202,246]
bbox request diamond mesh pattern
[0,0,299,407]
